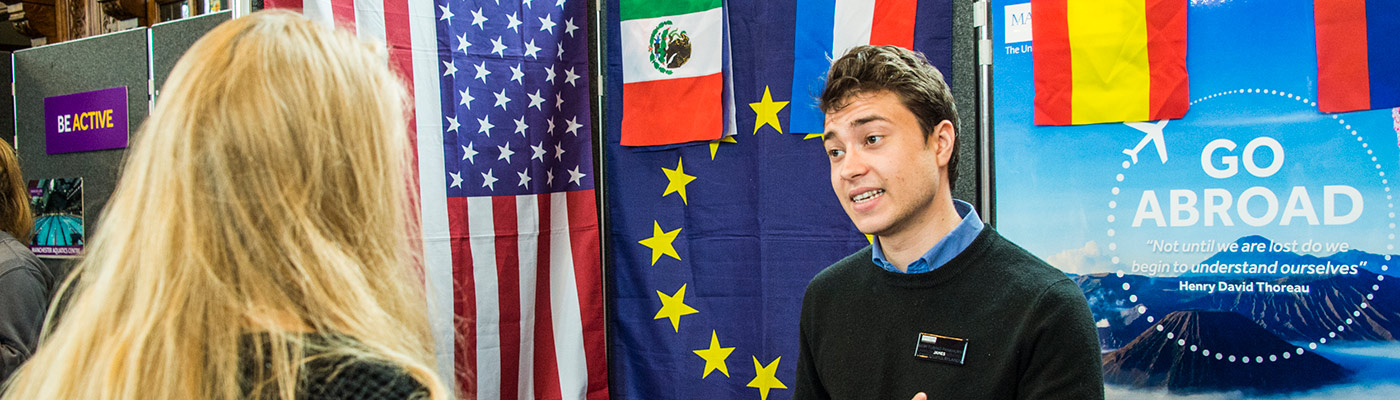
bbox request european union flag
[603,0,951,398]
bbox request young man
[793,45,1104,399]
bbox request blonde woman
[0,142,49,383]
[1,10,449,400]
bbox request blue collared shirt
[871,199,985,274]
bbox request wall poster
[28,177,84,258]
[993,0,1400,398]
[43,86,129,155]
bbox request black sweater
[298,357,427,400]
[793,228,1104,399]
[240,335,428,400]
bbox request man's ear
[932,120,956,167]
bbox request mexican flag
[620,0,724,146]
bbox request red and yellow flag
[1032,0,1189,126]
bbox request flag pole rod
[973,0,995,227]
[589,0,612,366]
[233,0,252,18]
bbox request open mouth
[851,189,885,203]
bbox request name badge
[913,332,967,366]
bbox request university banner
[996,0,1400,398]
[604,0,950,398]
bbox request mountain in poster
[1102,310,1351,394]
[1195,235,1393,276]
[1078,236,1400,349]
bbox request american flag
[262,1,609,399]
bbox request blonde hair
[1,10,448,400]
[0,142,32,243]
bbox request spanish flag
[1315,0,1400,113]
[1032,0,1189,126]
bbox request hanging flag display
[789,0,951,135]
[265,1,610,399]
[1032,0,1189,125]
[606,0,952,399]
[1314,0,1400,113]
[619,0,725,146]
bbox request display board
[14,17,231,275]
[152,11,233,101]
[992,0,1399,398]
[14,29,149,273]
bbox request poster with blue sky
[993,0,1400,398]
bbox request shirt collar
[871,199,985,274]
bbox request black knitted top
[241,335,428,400]
[296,355,427,400]
[792,227,1105,399]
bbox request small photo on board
[28,177,83,258]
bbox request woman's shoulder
[240,333,431,400]
[301,355,428,400]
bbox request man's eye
[865,136,882,145]
[827,148,845,158]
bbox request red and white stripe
[450,191,604,400]
[262,2,608,399]
[398,0,456,389]
[262,0,454,383]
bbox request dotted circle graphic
[1107,88,1396,364]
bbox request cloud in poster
[1291,384,1400,400]
[1046,241,1113,275]
[1105,342,1400,399]
[1106,383,1400,400]
[1189,110,1318,128]
[1328,343,1400,360]
[1392,108,1399,148]
[1105,386,1244,400]
[1189,0,1234,7]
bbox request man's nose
[839,149,869,181]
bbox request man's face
[823,90,951,238]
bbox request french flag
[1315,0,1400,113]
[789,0,953,134]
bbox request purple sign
[44,86,129,154]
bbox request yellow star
[654,283,699,332]
[749,86,789,134]
[638,221,681,265]
[708,135,738,160]
[661,157,697,204]
[804,133,824,140]
[747,356,787,400]
[692,330,735,378]
[865,234,874,244]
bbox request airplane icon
[1123,120,1169,165]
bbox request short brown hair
[0,143,32,243]
[820,45,960,185]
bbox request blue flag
[604,0,952,398]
